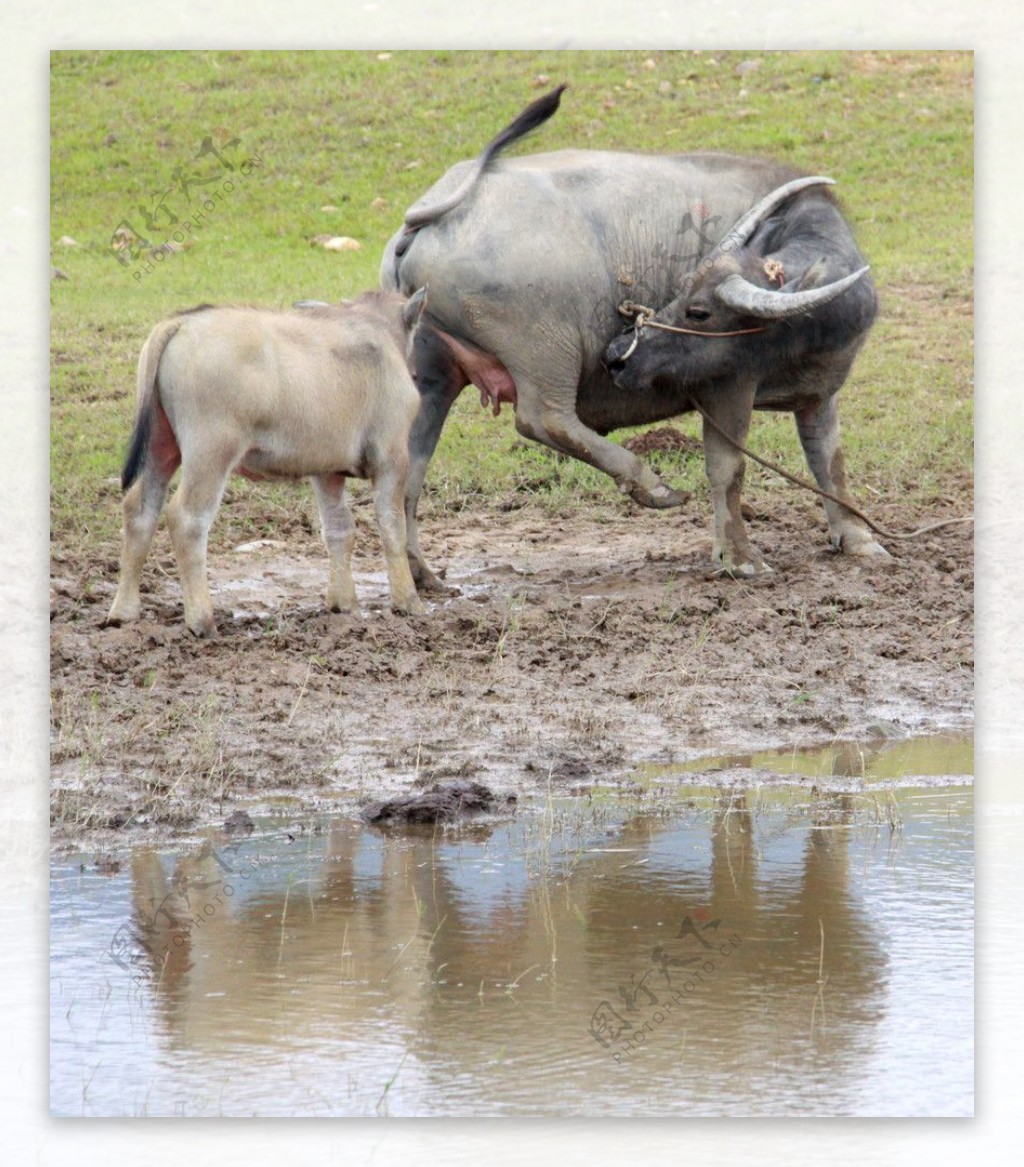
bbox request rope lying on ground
[614,300,972,541]
[685,397,973,542]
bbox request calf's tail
[121,317,183,491]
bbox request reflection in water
[50,788,973,1117]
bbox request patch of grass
[51,50,972,564]
[50,690,247,835]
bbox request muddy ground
[50,480,973,852]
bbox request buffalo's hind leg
[510,370,688,509]
[795,395,889,558]
[405,325,467,593]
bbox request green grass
[50,49,973,563]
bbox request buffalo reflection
[127,796,887,1108]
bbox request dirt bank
[50,489,973,850]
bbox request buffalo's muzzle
[604,332,635,374]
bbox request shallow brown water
[51,781,972,1117]
[640,731,974,786]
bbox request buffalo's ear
[403,286,428,329]
[784,256,828,292]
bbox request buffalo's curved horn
[715,265,871,319]
[711,176,836,259]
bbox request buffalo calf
[106,290,427,636]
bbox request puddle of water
[638,732,974,788]
[50,786,973,1117]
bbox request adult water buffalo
[382,86,886,584]
[106,290,426,636]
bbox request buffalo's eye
[685,306,711,323]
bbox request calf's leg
[106,460,177,625]
[794,396,888,557]
[311,474,358,614]
[371,460,424,617]
[165,452,234,637]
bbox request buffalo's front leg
[700,381,770,576]
[795,396,889,557]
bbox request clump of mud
[622,426,702,456]
[223,810,255,835]
[362,780,516,825]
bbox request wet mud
[362,780,516,825]
[50,496,973,849]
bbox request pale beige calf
[106,291,426,637]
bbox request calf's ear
[403,286,428,329]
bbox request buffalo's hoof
[628,481,689,510]
[412,563,457,595]
[840,535,891,559]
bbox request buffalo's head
[604,176,871,391]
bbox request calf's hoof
[104,598,139,627]
[711,550,773,579]
[186,615,218,638]
[393,596,426,617]
[713,562,774,580]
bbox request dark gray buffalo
[382,85,886,584]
